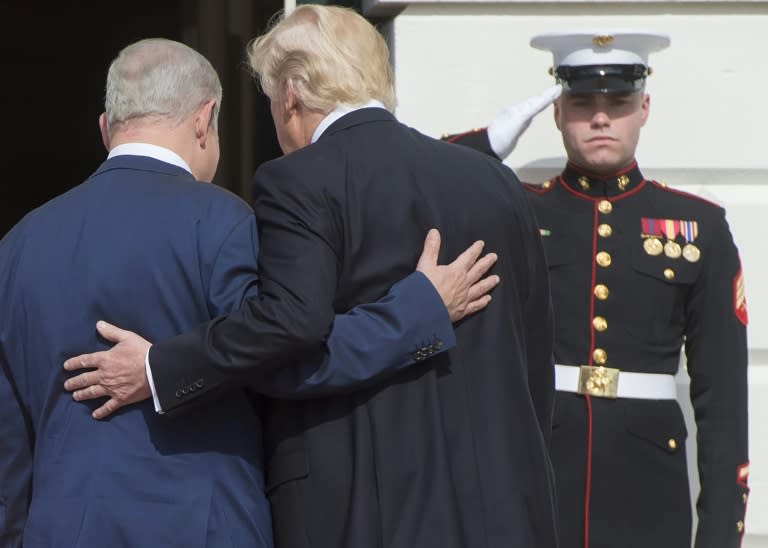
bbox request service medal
[643,237,663,256]
[664,240,682,259]
[682,243,701,263]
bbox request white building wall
[370,1,768,545]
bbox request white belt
[555,364,678,400]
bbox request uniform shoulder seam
[650,180,723,210]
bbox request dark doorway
[2,0,283,238]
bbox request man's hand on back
[416,228,500,322]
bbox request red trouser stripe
[584,395,593,548]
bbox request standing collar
[108,143,193,175]
[559,160,645,197]
[311,99,388,144]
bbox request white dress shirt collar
[311,99,387,144]
[108,142,193,175]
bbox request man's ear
[640,93,650,127]
[284,81,299,114]
[98,113,110,151]
[553,100,562,131]
[195,100,217,146]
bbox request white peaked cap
[531,30,671,67]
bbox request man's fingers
[467,274,501,302]
[416,228,441,271]
[63,351,107,372]
[466,252,498,283]
[96,320,133,344]
[527,84,563,114]
[92,399,122,420]
[465,295,492,317]
[64,370,95,391]
[72,384,109,402]
[453,239,485,270]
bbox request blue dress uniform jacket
[148,108,559,548]
[0,155,455,548]
[445,129,749,548]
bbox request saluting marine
[445,30,749,548]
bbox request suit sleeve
[685,210,749,548]
[0,349,32,547]
[441,128,500,160]
[149,157,453,412]
[256,272,455,399]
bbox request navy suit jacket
[0,154,453,547]
[148,109,557,547]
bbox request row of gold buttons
[593,200,613,365]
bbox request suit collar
[317,107,396,141]
[311,100,387,143]
[89,154,196,181]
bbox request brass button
[594,284,609,300]
[592,348,607,365]
[737,520,744,534]
[541,180,552,189]
[664,268,675,280]
[598,200,613,214]
[596,251,612,267]
[597,224,612,238]
[579,176,590,190]
[617,174,630,191]
[668,438,677,450]
[592,316,608,332]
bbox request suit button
[664,268,675,280]
[737,520,744,533]
[594,284,609,300]
[598,200,613,214]
[596,252,612,267]
[592,348,607,365]
[597,224,612,238]
[175,389,183,399]
[592,316,608,332]
[667,438,677,450]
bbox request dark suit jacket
[149,108,558,548]
[0,153,454,547]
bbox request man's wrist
[145,347,164,414]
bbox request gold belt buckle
[578,366,619,399]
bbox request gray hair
[104,38,222,133]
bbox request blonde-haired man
[1,35,497,546]
[63,8,558,547]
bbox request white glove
[487,84,562,160]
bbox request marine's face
[554,91,649,175]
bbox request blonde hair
[247,5,396,113]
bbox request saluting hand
[487,84,562,160]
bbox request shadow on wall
[513,157,567,185]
